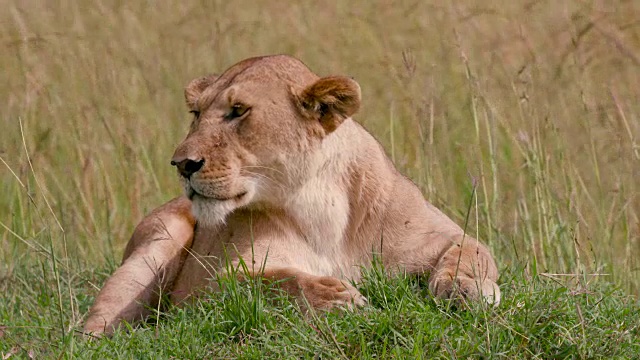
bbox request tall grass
[1,0,639,352]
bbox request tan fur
[84,55,500,336]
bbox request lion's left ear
[296,76,361,134]
[185,74,219,109]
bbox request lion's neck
[281,119,393,271]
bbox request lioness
[84,55,500,335]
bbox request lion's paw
[297,274,367,310]
[429,272,501,306]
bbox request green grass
[2,0,640,358]
[1,263,639,358]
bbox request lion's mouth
[187,186,247,202]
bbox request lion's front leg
[83,197,195,336]
[428,235,500,306]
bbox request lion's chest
[289,176,349,245]
[186,190,355,279]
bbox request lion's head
[170,55,361,225]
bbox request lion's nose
[170,157,205,178]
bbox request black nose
[170,158,205,178]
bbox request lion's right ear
[184,74,219,109]
[296,76,361,134]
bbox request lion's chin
[189,187,255,228]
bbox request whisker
[243,165,286,177]
[242,170,286,190]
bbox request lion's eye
[225,104,250,121]
[189,110,200,119]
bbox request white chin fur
[191,197,234,228]
[190,183,256,228]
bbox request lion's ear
[297,76,361,134]
[184,74,219,109]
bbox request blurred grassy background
[1,1,639,294]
